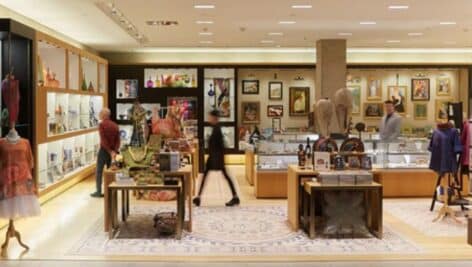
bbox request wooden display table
[103,165,193,232]
[107,181,184,239]
[287,165,319,230]
[301,181,383,239]
[245,149,255,186]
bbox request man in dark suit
[193,110,239,207]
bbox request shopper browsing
[379,100,402,141]
[91,108,120,198]
[193,110,240,207]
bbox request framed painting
[366,77,382,100]
[242,80,259,94]
[241,101,260,124]
[437,77,451,96]
[411,78,430,101]
[435,99,452,121]
[347,85,361,114]
[413,103,428,120]
[364,102,383,119]
[213,78,231,118]
[289,87,310,116]
[267,105,283,117]
[387,86,407,114]
[116,79,138,99]
[268,81,283,100]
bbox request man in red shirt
[91,108,120,198]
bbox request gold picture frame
[435,99,452,122]
[413,103,428,120]
[437,77,451,96]
[363,102,384,119]
[366,77,382,100]
[387,86,407,114]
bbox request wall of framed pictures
[237,68,315,130]
[346,68,468,130]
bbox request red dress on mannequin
[1,77,20,127]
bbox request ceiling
[1,0,472,52]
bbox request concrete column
[315,39,347,100]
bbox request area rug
[384,199,467,237]
[69,205,420,257]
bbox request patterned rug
[69,204,421,257]
[384,199,468,237]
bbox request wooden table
[287,165,319,230]
[107,181,184,239]
[302,181,383,239]
[104,165,193,232]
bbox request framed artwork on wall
[347,85,361,114]
[435,99,452,121]
[411,78,430,101]
[437,77,451,96]
[289,87,310,116]
[366,77,382,100]
[363,102,383,119]
[413,103,428,120]
[241,101,260,124]
[242,80,259,94]
[268,81,283,100]
[267,105,283,117]
[213,78,232,117]
[387,86,407,114]
[116,79,138,99]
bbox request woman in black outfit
[193,110,240,207]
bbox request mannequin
[334,88,353,133]
[315,98,336,137]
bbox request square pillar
[316,39,347,100]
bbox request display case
[364,138,430,169]
[35,31,108,195]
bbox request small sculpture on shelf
[81,74,88,91]
[129,100,147,147]
[54,104,66,134]
[297,144,306,167]
[88,81,94,92]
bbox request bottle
[298,144,306,167]
[146,76,154,88]
[155,76,160,87]
[305,138,312,168]
[191,74,196,87]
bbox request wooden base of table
[255,171,287,198]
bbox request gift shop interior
[2,1,472,266]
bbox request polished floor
[0,166,471,266]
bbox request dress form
[1,127,33,257]
[315,98,335,137]
[334,88,353,133]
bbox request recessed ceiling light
[440,21,456,25]
[199,32,213,35]
[291,5,312,9]
[279,21,296,24]
[386,40,401,43]
[388,5,409,9]
[196,20,214,24]
[338,32,353,36]
[194,4,215,9]
[360,21,376,25]
[408,32,423,36]
[260,40,275,43]
[199,40,213,44]
[268,32,284,36]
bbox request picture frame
[347,85,361,114]
[268,81,283,100]
[116,79,138,99]
[241,101,260,124]
[413,103,428,120]
[267,105,283,117]
[387,86,407,114]
[242,80,259,94]
[411,78,430,101]
[363,102,383,119]
[366,77,382,100]
[435,99,452,122]
[437,77,451,96]
[272,118,281,133]
[289,87,310,116]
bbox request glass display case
[37,132,99,190]
[364,138,430,169]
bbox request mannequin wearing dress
[0,128,41,256]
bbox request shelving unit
[35,32,108,195]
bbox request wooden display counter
[254,170,287,198]
[245,149,255,186]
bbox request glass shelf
[68,51,79,90]
[37,41,66,88]
[98,63,107,93]
[81,56,98,92]
[144,68,197,88]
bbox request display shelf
[98,63,107,93]
[68,51,80,90]
[81,56,98,92]
[144,68,198,88]
[37,40,66,89]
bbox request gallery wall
[237,68,316,130]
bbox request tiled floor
[0,166,472,265]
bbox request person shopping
[91,108,120,198]
[379,100,402,142]
[193,110,240,207]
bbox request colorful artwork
[242,80,259,94]
[214,78,231,117]
[289,87,310,116]
[144,68,197,88]
[437,77,451,96]
[241,102,260,124]
[411,79,430,101]
[166,97,198,120]
[116,79,138,99]
[347,85,361,114]
[267,105,283,117]
[414,103,428,120]
[388,86,407,114]
[364,103,383,119]
[435,99,452,121]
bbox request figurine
[129,100,147,147]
